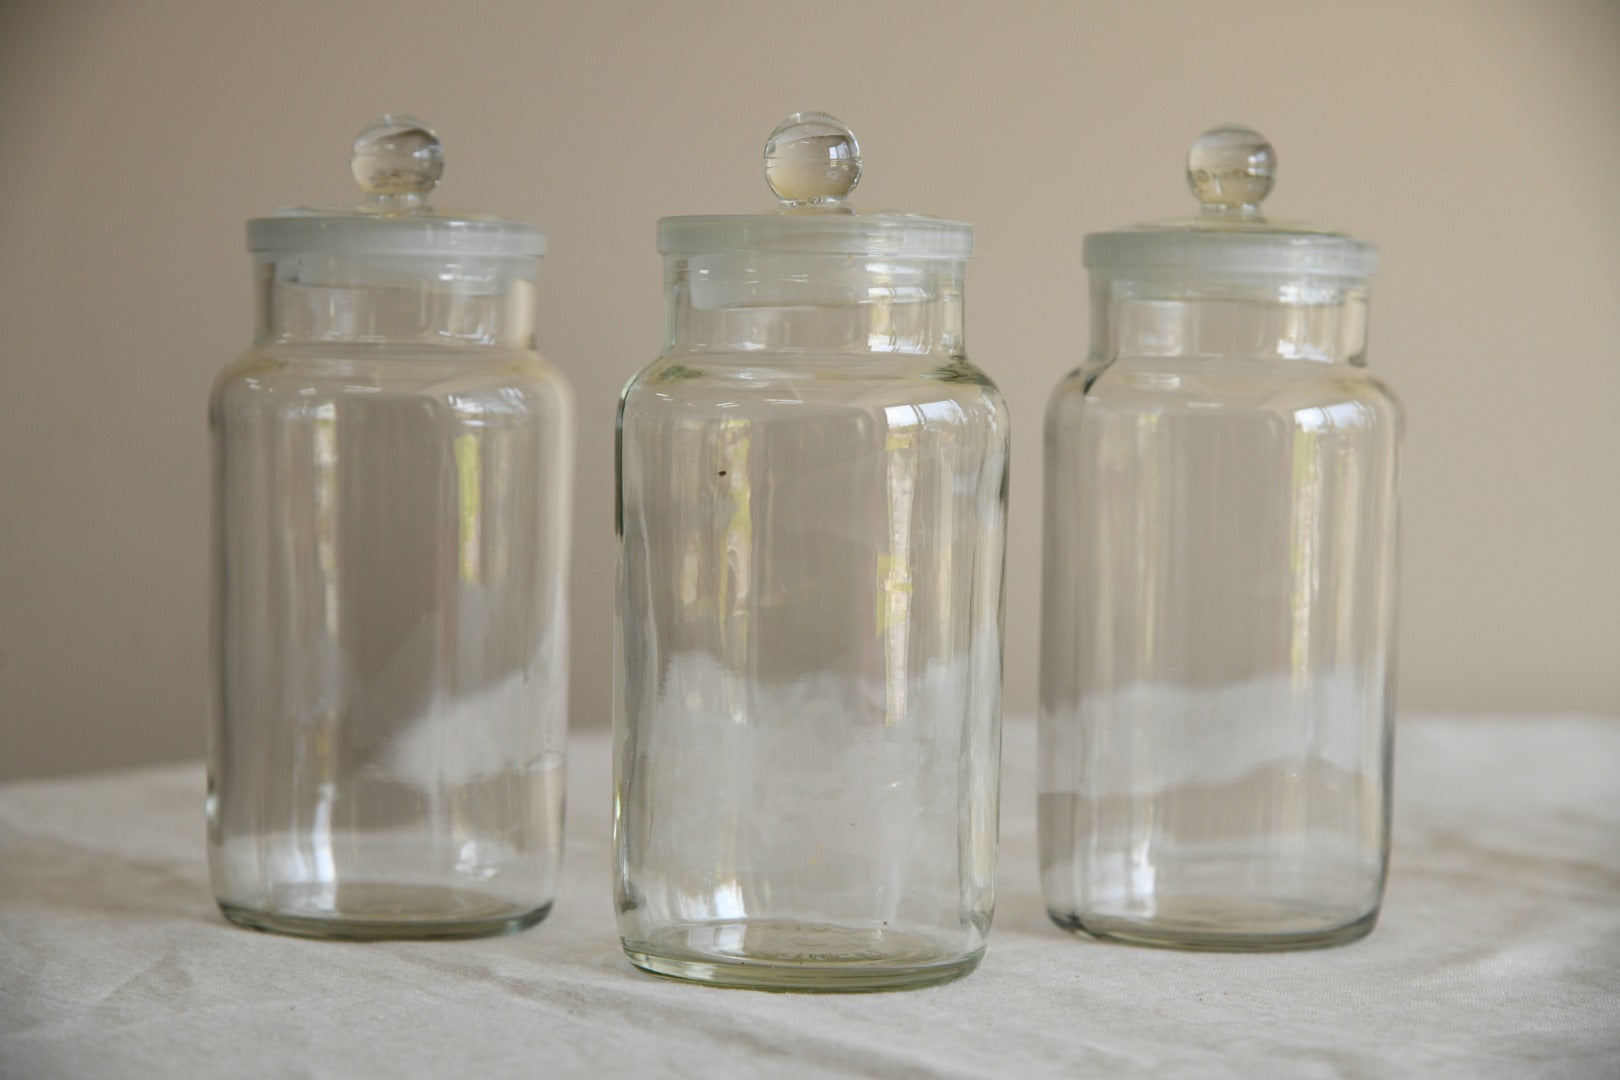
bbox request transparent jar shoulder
[211,343,573,423]
[621,349,1007,429]
[1047,355,1401,434]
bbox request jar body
[615,257,1007,988]
[1039,286,1400,949]
[209,262,573,939]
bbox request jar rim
[248,212,546,259]
[1084,227,1376,286]
[658,213,972,260]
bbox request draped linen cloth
[3,715,1617,1078]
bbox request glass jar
[614,114,1009,989]
[209,117,574,940]
[1040,126,1401,950]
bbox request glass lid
[1084,125,1376,285]
[658,112,972,260]
[248,115,546,258]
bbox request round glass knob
[351,115,444,206]
[1187,125,1275,212]
[764,112,861,206]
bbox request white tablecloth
[3,716,1617,1078]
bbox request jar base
[1049,903,1379,952]
[217,886,552,941]
[622,920,983,991]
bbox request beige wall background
[2,0,1616,781]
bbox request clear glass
[208,255,574,940]
[1039,279,1400,950]
[614,253,1008,989]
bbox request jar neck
[1091,277,1370,366]
[664,253,965,356]
[255,254,539,348]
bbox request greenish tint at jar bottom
[624,922,984,991]
[219,890,552,942]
